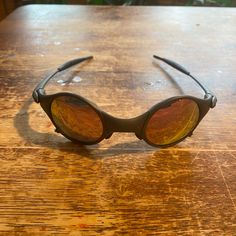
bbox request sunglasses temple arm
[57,56,93,72]
[32,56,93,103]
[153,55,212,95]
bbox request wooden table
[0,4,235,235]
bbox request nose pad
[135,133,143,140]
[105,133,113,139]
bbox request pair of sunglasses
[32,55,217,147]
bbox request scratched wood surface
[0,5,236,235]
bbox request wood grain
[0,5,236,235]
[0,0,6,21]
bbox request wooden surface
[0,5,236,235]
[0,0,20,21]
[0,0,6,20]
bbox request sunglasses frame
[33,55,217,147]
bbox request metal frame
[32,55,217,147]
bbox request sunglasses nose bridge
[104,112,148,135]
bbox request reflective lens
[51,95,103,143]
[145,98,199,146]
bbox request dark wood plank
[0,5,236,234]
[0,0,6,21]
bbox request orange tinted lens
[51,96,103,143]
[145,98,199,145]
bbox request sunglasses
[32,55,217,147]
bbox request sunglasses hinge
[32,89,46,103]
[210,95,217,108]
[32,90,39,103]
[204,93,217,108]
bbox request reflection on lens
[51,95,103,143]
[145,98,199,146]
